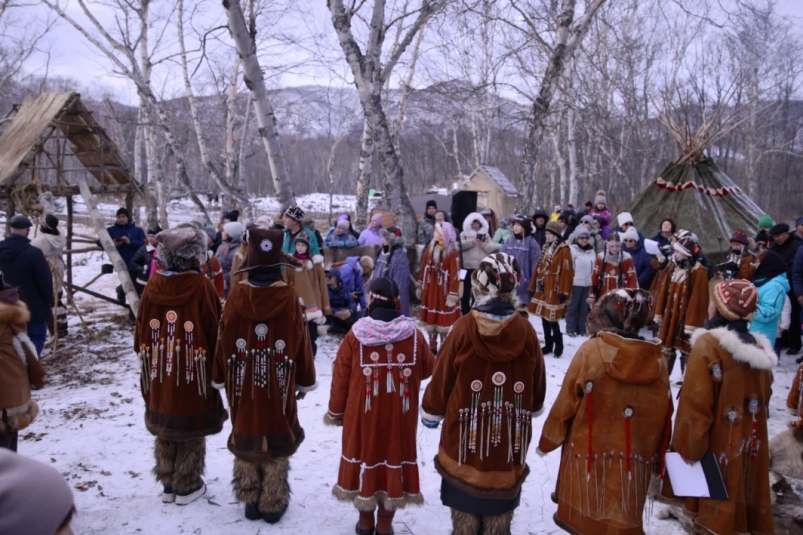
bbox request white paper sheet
[665,452,711,498]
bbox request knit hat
[284,205,304,221]
[553,205,561,212]
[147,225,162,236]
[336,219,350,230]
[426,200,437,210]
[730,230,748,245]
[755,230,770,246]
[712,279,758,321]
[337,213,350,222]
[617,212,634,227]
[370,213,384,226]
[586,288,655,336]
[368,277,400,310]
[241,228,300,272]
[0,449,75,535]
[116,207,130,218]
[620,227,639,242]
[754,250,787,283]
[223,209,240,222]
[293,231,312,248]
[223,221,244,242]
[202,226,216,244]
[8,215,31,229]
[156,228,206,271]
[594,190,607,206]
[580,215,595,226]
[796,217,803,228]
[380,227,405,247]
[673,237,694,258]
[770,223,790,236]
[545,221,563,237]
[359,256,374,273]
[757,214,774,229]
[574,226,590,238]
[471,253,520,306]
[44,213,59,230]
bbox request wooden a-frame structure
[0,92,144,316]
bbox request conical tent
[625,156,765,262]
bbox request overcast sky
[12,0,803,106]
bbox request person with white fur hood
[459,212,494,315]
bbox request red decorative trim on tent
[654,176,744,197]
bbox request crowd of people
[1,191,803,535]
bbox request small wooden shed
[463,166,518,220]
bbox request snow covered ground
[17,198,801,534]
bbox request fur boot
[451,509,481,535]
[172,438,205,494]
[232,458,262,505]
[153,438,178,487]
[541,318,554,355]
[260,457,291,523]
[481,511,514,535]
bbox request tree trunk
[78,178,140,318]
[238,94,252,192]
[222,0,295,209]
[355,118,374,229]
[567,106,578,205]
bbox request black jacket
[0,234,54,323]
[129,244,156,286]
[772,235,803,281]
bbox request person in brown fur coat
[538,288,672,535]
[136,228,227,505]
[0,278,44,451]
[422,253,546,535]
[661,279,776,535]
[212,228,317,524]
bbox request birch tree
[327,0,448,240]
[222,0,295,209]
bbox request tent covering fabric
[625,157,765,262]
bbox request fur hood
[0,299,31,326]
[294,254,324,271]
[462,212,489,238]
[691,327,777,370]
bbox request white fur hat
[617,212,634,227]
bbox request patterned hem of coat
[433,455,530,501]
[145,413,227,442]
[332,485,424,511]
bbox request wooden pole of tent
[66,195,73,292]
[77,178,141,319]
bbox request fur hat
[380,226,405,248]
[241,228,300,273]
[156,228,206,271]
[471,253,519,305]
[673,237,694,258]
[712,279,758,321]
[594,190,607,206]
[617,212,634,227]
[223,221,243,243]
[586,288,655,337]
[620,227,639,242]
[545,221,563,237]
[284,205,304,221]
[730,230,748,245]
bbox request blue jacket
[749,273,790,346]
[326,268,357,315]
[283,226,321,255]
[793,245,803,298]
[0,234,55,323]
[339,257,367,308]
[324,227,359,248]
[99,221,146,267]
[623,241,655,289]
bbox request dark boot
[259,457,290,524]
[553,327,564,358]
[541,318,554,355]
[663,348,677,376]
[153,438,177,503]
[355,522,375,535]
[429,331,439,355]
[245,502,260,521]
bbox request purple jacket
[500,235,542,304]
[358,226,384,246]
[372,245,411,317]
[340,256,367,308]
[590,208,612,239]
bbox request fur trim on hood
[691,327,777,370]
[0,300,31,326]
[462,212,489,238]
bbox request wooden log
[62,247,103,254]
[65,281,127,308]
[66,196,73,291]
[77,178,140,318]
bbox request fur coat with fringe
[284,255,330,320]
[538,332,671,535]
[660,326,776,535]
[0,300,41,434]
[325,315,434,511]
